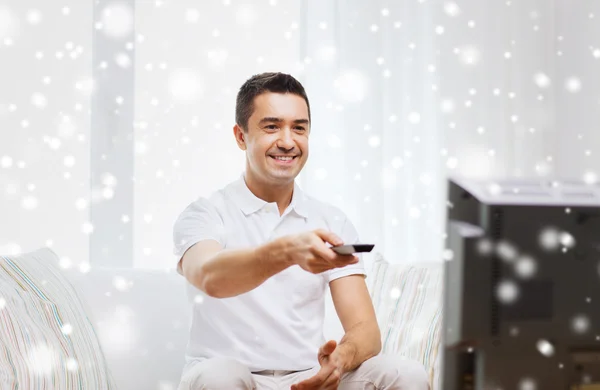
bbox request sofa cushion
[367,253,443,390]
[62,264,190,390]
[0,248,116,389]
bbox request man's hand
[282,229,359,274]
[291,340,345,390]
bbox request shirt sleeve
[325,210,367,283]
[172,197,226,275]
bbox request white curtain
[298,0,600,266]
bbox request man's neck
[244,171,294,215]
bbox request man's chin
[266,169,301,183]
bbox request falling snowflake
[571,314,590,334]
[315,168,328,180]
[59,257,73,269]
[28,344,55,375]
[315,44,336,62]
[408,112,421,124]
[565,77,582,93]
[61,323,74,335]
[114,52,131,68]
[0,6,19,41]
[514,255,537,279]
[539,226,561,251]
[487,183,502,196]
[113,276,133,292]
[333,70,369,103]
[381,169,397,189]
[168,69,203,102]
[327,134,342,148]
[391,156,404,169]
[519,378,537,390]
[443,249,454,261]
[476,238,494,256]
[559,232,575,248]
[79,263,91,273]
[235,4,258,26]
[21,195,39,210]
[98,306,137,353]
[157,381,175,390]
[31,93,48,108]
[65,358,78,371]
[496,241,518,262]
[444,2,461,17]
[533,72,551,88]
[100,2,134,39]
[0,155,12,168]
[185,8,200,23]
[536,339,554,357]
[583,171,598,185]
[81,222,94,235]
[207,49,229,67]
[101,173,117,188]
[368,136,381,147]
[496,280,519,304]
[446,157,458,169]
[26,9,42,25]
[458,46,481,65]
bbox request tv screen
[443,176,600,390]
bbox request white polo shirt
[172,173,366,374]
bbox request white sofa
[0,248,443,390]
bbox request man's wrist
[275,236,296,267]
[333,343,357,373]
[260,237,295,268]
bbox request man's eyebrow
[258,117,310,125]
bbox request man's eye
[265,125,278,130]
[295,127,305,131]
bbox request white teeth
[273,156,293,161]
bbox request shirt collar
[228,172,309,218]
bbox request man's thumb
[314,229,343,247]
[321,340,337,356]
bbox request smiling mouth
[269,155,298,163]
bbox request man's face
[234,92,310,185]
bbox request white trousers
[177,354,430,390]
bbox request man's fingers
[312,245,338,263]
[313,229,343,247]
[333,254,359,267]
[309,255,357,274]
[322,368,341,390]
[319,340,337,358]
[294,365,335,389]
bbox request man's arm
[181,239,293,298]
[181,230,355,299]
[329,274,382,373]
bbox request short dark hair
[235,72,311,132]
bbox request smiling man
[173,72,429,390]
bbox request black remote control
[331,244,375,255]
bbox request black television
[443,175,600,390]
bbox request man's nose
[277,128,295,150]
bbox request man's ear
[233,124,247,151]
